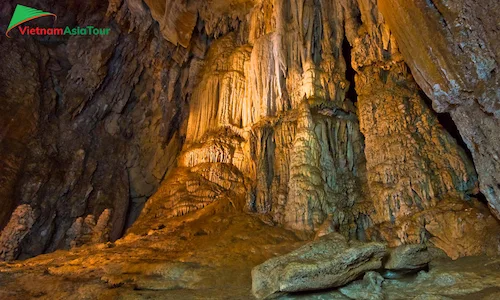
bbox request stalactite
[126,0,500,259]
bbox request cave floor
[1,211,500,300]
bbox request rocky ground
[1,209,500,299]
[0,209,304,299]
[1,0,499,266]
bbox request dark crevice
[417,90,474,163]
[312,0,323,65]
[342,37,357,104]
[474,191,489,206]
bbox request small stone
[384,244,430,270]
[339,271,385,300]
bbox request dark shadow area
[342,37,357,104]
[474,191,490,207]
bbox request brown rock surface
[0,39,40,230]
[0,205,35,261]
[378,0,500,218]
[0,210,307,299]
[0,0,190,259]
[370,199,500,259]
[0,211,500,299]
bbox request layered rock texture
[378,0,500,218]
[1,0,500,277]
[128,0,500,260]
[0,0,191,259]
[252,233,387,299]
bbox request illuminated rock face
[130,0,500,257]
[0,0,499,261]
[132,1,371,238]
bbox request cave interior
[0,0,500,299]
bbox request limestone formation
[370,199,500,259]
[377,0,500,218]
[251,233,387,299]
[130,0,371,239]
[64,209,113,248]
[1,0,500,298]
[1,0,500,273]
[126,0,499,261]
[0,205,35,261]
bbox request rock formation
[384,244,430,272]
[0,205,35,261]
[338,271,385,300]
[0,0,499,293]
[251,233,387,299]
[378,0,500,218]
[128,0,500,260]
[0,0,190,259]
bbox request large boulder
[251,233,387,299]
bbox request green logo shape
[6,4,57,37]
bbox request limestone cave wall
[0,0,194,259]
